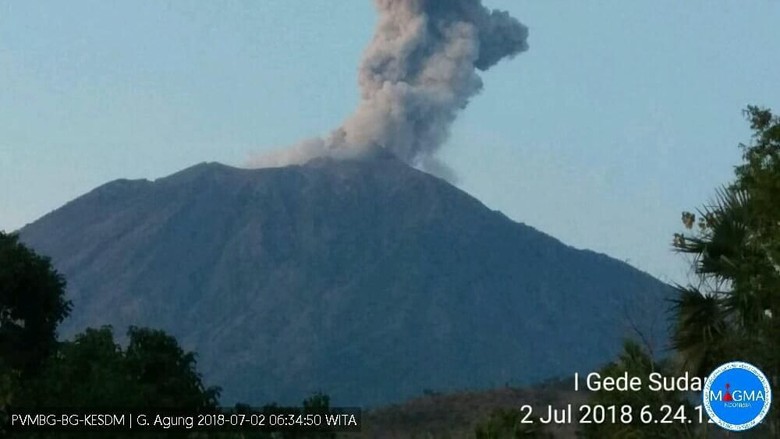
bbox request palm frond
[670,285,729,376]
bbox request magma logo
[703,361,772,431]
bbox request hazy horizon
[2,0,779,285]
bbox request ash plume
[248,0,529,178]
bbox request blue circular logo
[703,361,772,431]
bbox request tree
[0,232,71,375]
[671,188,757,378]
[581,107,779,438]
[18,326,132,408]
[672,106,780,434]
[124,326,220,409]
[13,326,221,439]
[733,106,780,383]
[0,235,227,437]
[18,325,220,410]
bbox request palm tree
[671,106,780,435]
[671,187,771,376]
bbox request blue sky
[1,1,779,284]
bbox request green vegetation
[4,106,778,438]
[16,325,220,410]
[0,233,333,438]
[581,106,780,438]
[0,232,71,377]
[672,106,779,436]
[673,107,780,378]
[1,231,73,433]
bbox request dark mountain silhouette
[19,155,672,406]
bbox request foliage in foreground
[672,106,780,434]
[0,232,71,377]
[0,231,337,438]
[17,325,220,409]
[582,106,780,438]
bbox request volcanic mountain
[19,155,672,406]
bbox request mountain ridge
[19,157,672,406]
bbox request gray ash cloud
[249,0,528,179]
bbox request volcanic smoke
[247,0,529,178]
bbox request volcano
[19,155,671,406]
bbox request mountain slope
[19,156,672,406]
